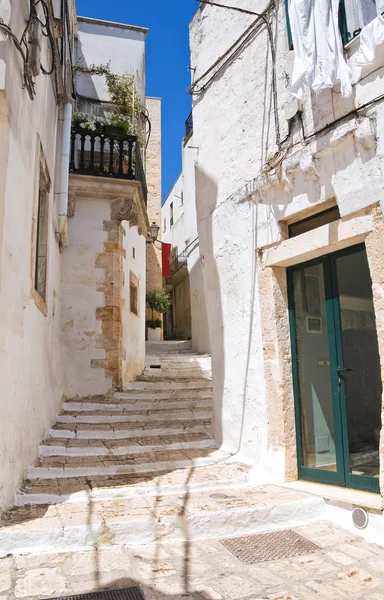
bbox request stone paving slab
[1,521,384,599]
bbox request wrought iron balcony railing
[185,111,193,138]
[69,125,148,205]
[170,250,188,275]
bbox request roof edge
[77,16,149,35]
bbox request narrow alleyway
[0,342,383,599]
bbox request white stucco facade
[190,0,384,488]
[0,0,75,512]
[122,225,146,385]
[0,6,154,514]
[76,17,147,104]
[162,135,210,353]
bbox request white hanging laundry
[289,0,352,100]
[353,13,384,66]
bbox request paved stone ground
[1,521,384,599]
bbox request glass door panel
[291,263,338,475]
[334,248,381,486]
[289,244,381,492]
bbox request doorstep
[283,480,384,511]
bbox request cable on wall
[189,0,281,147]
[0,0,65,101]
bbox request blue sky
[77,0,198,203]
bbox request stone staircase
[0,341,325,557]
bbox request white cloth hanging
[289,0,352,100]
[353,13,384,66]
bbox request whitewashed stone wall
[122,225,146,384]
[76,17,147,104]
[162,137,210,353]
[0,1,73,512]
[190,0,384,480]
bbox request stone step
[113,390,213,402]
[49,420,212,440]
[39,431,216,457]
[144,358,211,366]
[145,341,192,353]
[2,483,325,557]
[144,363,212,377]
[62,397,213,412]
[56,407,212,424]
[27,449,228,480]
[125,380,212,392]
[16,462,251,506]
[137,374,212,382]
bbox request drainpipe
[58,102,72,247]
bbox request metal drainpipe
[58,102,72,247]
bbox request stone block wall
[145,97,163,324]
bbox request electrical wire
[36,0,55,75]
[64,0,76,99]
[190,0,280,147]
[197,0,268,17]
[188,2,274,94]
[0,19,35,99]
[301,92,384,143]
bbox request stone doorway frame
[258,203,384,495]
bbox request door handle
[337,366,353,383]
[337,366,353,374]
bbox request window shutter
[284,0,293,50]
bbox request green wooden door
[288,244,381,493]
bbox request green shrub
[146,289,170,321]
[146,318,163,330]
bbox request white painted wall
[162,137,210,352]
[76,17,147,105]
[0,1,74,512]
[61,196,112,398]
[190,0,384,477]
[123,225,146,384]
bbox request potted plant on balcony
[146,289,170,341]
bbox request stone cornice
[69,174,150,235]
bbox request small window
[130,271,139,316]
[288,206,341,238]
[180,191,184,206]
[340,0,382,44]
[130,281,138,315]
[132,247,135,259]
[170,202,174,227]
[32,149,50,311]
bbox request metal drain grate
[220,530,320,564]
[48,586,146,600]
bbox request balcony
[171,250,187,274]
[165,250,188,287]
[185,112,193,138]
[69,125,148,205]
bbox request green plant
[146,289,170,323]
[146,318,163,330]
[71,69,145,144]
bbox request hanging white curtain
[289,0,352,99]
[353,13,384,66]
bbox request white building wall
[61,196,112,397]
[163,174,184,248]
[162,137,210,353]
[190,0,384,477]
[0,1,73,512]
[76,17,147,104]
[123,225,146,384]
